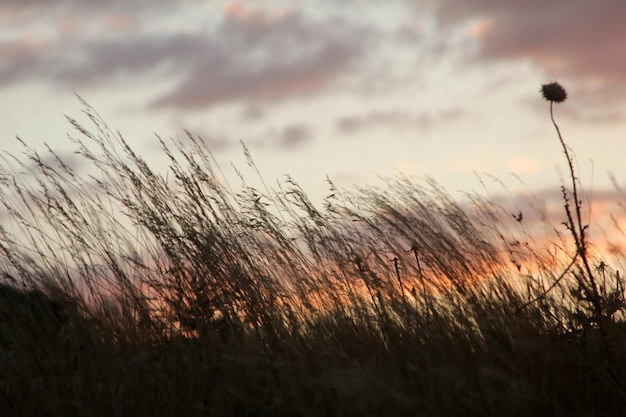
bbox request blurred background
[1,0,625,221]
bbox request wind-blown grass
[0,95,625,416]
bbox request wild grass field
[1,85,625,416]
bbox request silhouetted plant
[0,93,624,416]
[535,82,626,331]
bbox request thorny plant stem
[550,102,603,320]
[551,103,582,248]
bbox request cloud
[252,123,314,151]
[428,0,626,102]
[277,124,313,150]
[151,10,365,109]
[0,36,50,84]
[335,108,465,134]
[0,0,193,18]
[239,105,266,122]
[223,0,293,26]
[0,33,195,87]
[0,1,367,110]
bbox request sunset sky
[2,0,626,232]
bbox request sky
[2,0,626,248]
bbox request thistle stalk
[542,82,605,325]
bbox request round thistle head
[541,82,567,103]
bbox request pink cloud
[430,0,626,104]
[151,12,365,109]
[100,14,137,31]
[224,1,293,26]
[463,186,626,271]
[0,3,366,110]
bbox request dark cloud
[151,12,365,109]
[168,119,239,153]
[0,0,193,17]
[0,34,199,88]
[277,124,313,150]
[0,3,367,110]
[428,0,626,102]
[59,36,203,85]
[240,105,266,122]
[335,108,465,134]
[250,123,314,151]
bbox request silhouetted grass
[0,94,625,416]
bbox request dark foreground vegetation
[0,90,625,416]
